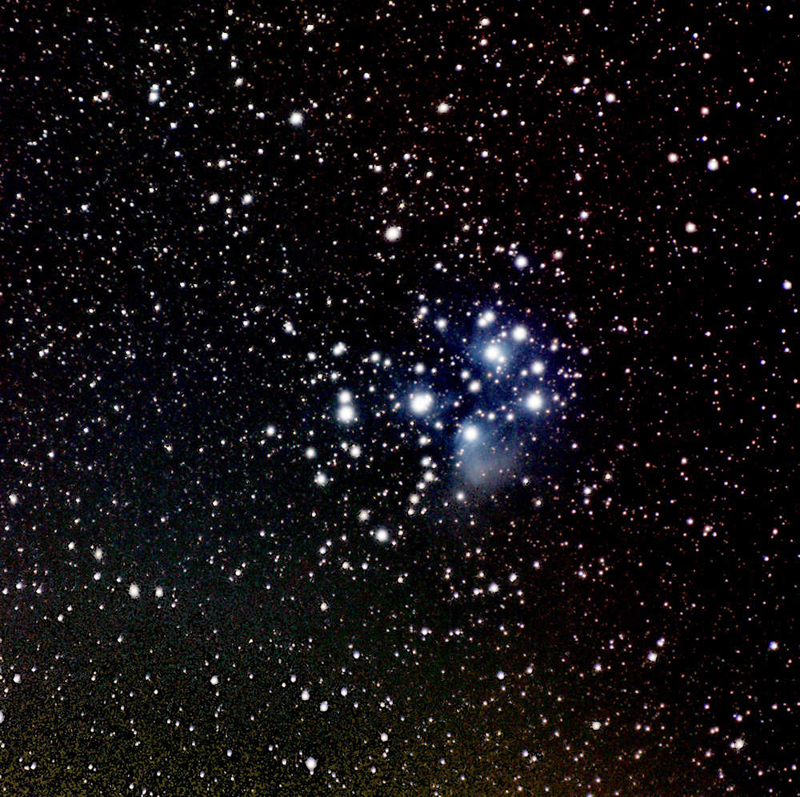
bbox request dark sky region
[1,2,797,795]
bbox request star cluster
[308,299,583,503]
[0,2,797,795]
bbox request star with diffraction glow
[409,391,435,416]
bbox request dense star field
[1,2,797,795]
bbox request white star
[374,528,390,543]
[484,344,503,363]
[525,392,544,411]
[409,391,434,416]
[511,325,529,342]
[337,404,355,423]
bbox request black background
[1,2,797,794]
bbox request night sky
[1,2,798,795]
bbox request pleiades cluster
[1,3,797,795]
[303,300,582,497]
